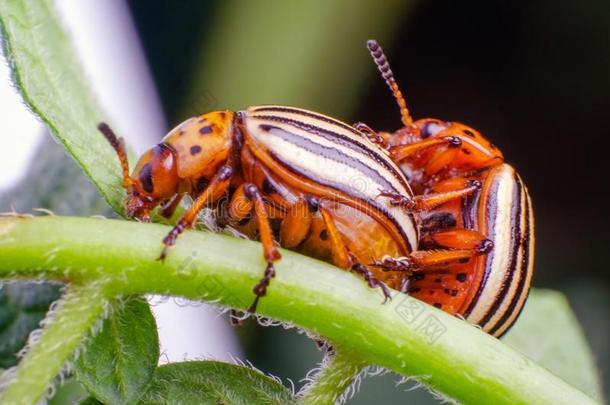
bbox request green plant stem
[298,348,366,405]
[0,216,600,405]
[0,281,107,405]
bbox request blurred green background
[122,0,609,403]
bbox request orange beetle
[100,104,491,314]
[362,40,534,336]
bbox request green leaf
[0,0,125,213]
[0,282,61,368]
[48,377,90,405]
[76,296,159,405]
[139,361,295,405]
[0,283,108,405]
[504,289,604,401]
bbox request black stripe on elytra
[489,176,532,336]
[463,173,501,318]
[462,183,480,229]
[252,105,363,137]
[260,124,415,251]
[258,123,398,195]
[250,112,413,193]
[479,172,523,329]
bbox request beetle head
[98,123,179,221]
[390,119,504,171]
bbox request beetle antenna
[98,122,132,188]
[366,40,413,127]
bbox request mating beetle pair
[100,40,534,337]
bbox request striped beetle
[362,40,535,336]
[99,106,490,314]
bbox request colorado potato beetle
[100,106,490,313]
[363,40,535,336]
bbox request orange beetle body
[362,40,534,336]
[101,105,485,314]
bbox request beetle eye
[139,163,154,193]
[421,121,444,139]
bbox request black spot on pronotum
[434,277,442,283]
[433,303,442,308]
[462,148,472,155]
[463,129,476,137]
[199,126,213,135]
[459,258,470,264]
[190,145,202,155]
[139,163,154,193]
[319,229,329,241]
[456,273,467,282]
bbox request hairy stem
[298,348,366,405]
[0,216,600,405]
[0,282,107,404]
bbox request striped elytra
[410,164,534,337]
[464,164,534,337]
[242,105,419,254]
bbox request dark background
[128,1,609,403]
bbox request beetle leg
[159,166,233,260]
[425,229,491,251]
[353,122,388,148]
[379,180,480,211]
[352,263,392,303]
[159,193,184,218]
[279,199,313,248]
[424,146,459,175]
[372,241,493,274]
[399,277,410,293]
[238,184,282,314]
[389,136,461,162]
[318,205,352,269]
[317,203,391,301]
[228,183,253,222]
